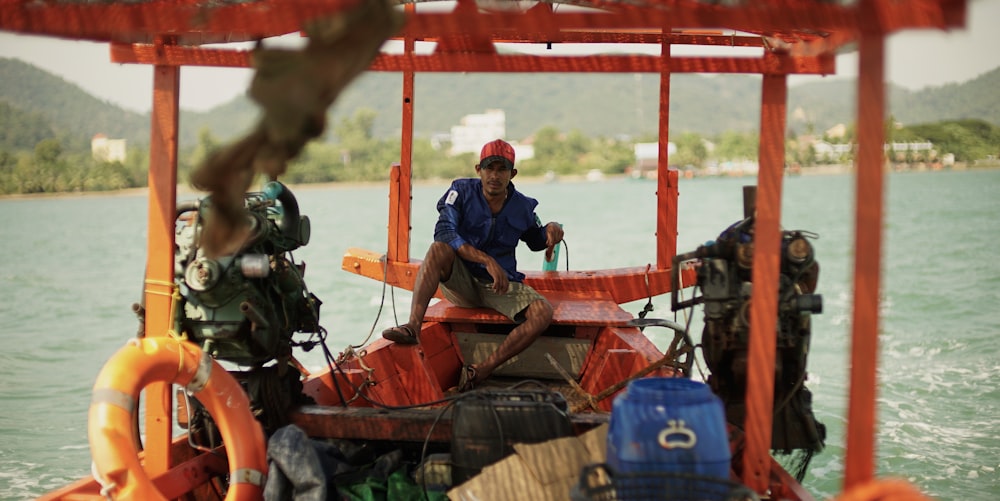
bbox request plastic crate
[451,389,572,485]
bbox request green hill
[788,67,1000,133]
[0,58,150,149]
[893,67,1000,127]
[175,69,1000,143]
[0,100,56,151]
[1,56,998,153]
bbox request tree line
[1,110,997,196]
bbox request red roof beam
[0,0,963,45]
[869,0,966,32]
[403,32,770,48]
[111,42,834,75]
[397,1,962,40]
[110,41,253,68]
[0,0,363,44]
[367,53,833,74]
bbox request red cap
[479,139,515,170]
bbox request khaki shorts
[440,259,548,323]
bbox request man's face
[476,160,514,197]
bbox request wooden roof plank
[1,1,965,49]
[112,42,835,75]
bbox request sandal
[382,324,419,345]
[457,364,478,392]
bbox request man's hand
[484,259,509,295]
[544,222,564,262]
[457,243,509,294]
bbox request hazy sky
[0,0,997,114]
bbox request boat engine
[174,181,321,366]
[671,187,826,480]
[172,181,322,437]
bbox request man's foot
[382,324,418,345]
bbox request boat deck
[291,378,608,444]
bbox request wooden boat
[4,0,966,499]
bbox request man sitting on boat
[381,138,564,391]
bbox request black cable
[315,327,348,408]
[418,398,460,497]
[684,284,708,380]
[561,239,570,271]
[352,254,392,350]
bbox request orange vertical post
[844,6,886,489]
[742,72,787,493]
[656,39,677,270]
[142,49,180,474]
[388,7,415,264]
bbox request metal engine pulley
[174,181,321,367]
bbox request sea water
[0,169,997,500]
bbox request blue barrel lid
[625,377,717,405]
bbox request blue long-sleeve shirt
[433,179,548,282]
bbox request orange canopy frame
[4,0,966,497]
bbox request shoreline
[2,162,991,201]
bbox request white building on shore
[447,109,533,162]
[449,109,507,156]
[91,134,127,163]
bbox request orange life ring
[88,337,267,500]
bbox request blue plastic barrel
[607,377,731,481]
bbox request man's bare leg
[469,298,554,384]
[395,241,456,338]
